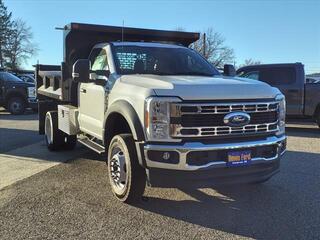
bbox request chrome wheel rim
[110,147,127,192]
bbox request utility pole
[203,33,206,57]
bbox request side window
[260,67,296,85]
[244,71,259,80]
[91,49,109,71]
[89,48,101,66]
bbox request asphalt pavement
[0,108,319,240]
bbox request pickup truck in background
[10,69,36,84]
[36,23,286,203]
[237,63,320,127]
[0,71,37,114]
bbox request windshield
[0,72,23,82]
[18,75,35,83]
[112,45,220,76]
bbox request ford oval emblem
[223,112,251,127]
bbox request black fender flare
[104,100,146,166]
[104,100,145,141]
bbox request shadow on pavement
[136,150,320,239]
[0,128,42,153]
[0,112,38,121]
[82,151,106,162]
[0,127,89,163]
[286,126,320,138]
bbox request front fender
[104,100,146,167]
[104,100,145,142]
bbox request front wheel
[7,97,26,115]
[107,134,146,203]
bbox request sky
[5,0,320,74]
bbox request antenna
[120,20,124,76]
[122,20,124,43]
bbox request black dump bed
[36,23,200,102]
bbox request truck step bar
[78,137,105,154]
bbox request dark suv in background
[237,63,320,127]
[0,71,37,114]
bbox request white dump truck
[36,23,286,203]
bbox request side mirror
[223,64,236,77]
[94,70,110,78]
[72,59,90,83]
[90,70,110,86]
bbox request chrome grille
[170,101,279,138]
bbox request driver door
[78,48,109,139]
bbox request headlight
[276,94,286,135]
[145,97,181,141]
[27,87,36,98]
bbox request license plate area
[227,150,251,167]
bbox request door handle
[80,88,86,93]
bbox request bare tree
[0,0,12,67]
[191,28,235,68]
[5,19,38,70]
[238,58,261,68]
[175,27,186,32]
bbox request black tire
[7,97,26,115]
[107,134,146,203]
[44,111,65,151]
[62,135,77,150]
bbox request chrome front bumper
[27,97,37,103]
[144,135,286,171]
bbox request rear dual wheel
[107,134,146,203]
[44,111,77,151]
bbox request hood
[7,80,34,88]
[120,75,280,100]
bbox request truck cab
[36,23,287,203]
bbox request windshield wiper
[173,72,214,77]
[120,72,215,77]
